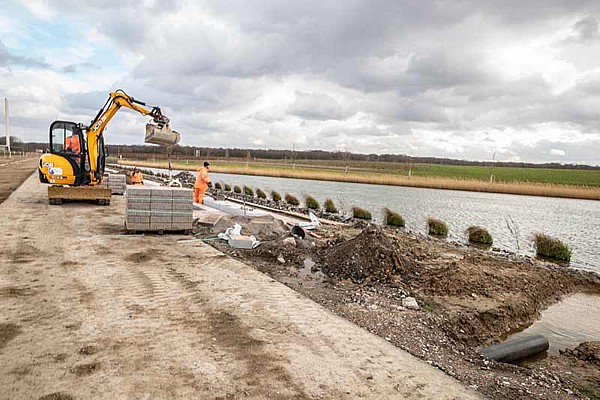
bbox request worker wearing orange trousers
[194,161,211,203]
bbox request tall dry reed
[118,159,600,200]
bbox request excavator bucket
[144,123,181,146]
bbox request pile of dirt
[319,225,414,284]
[414,254,581,298]
[561,341,600,366]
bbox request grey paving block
[126,186,152,197]
[126,221,150,231]
[150,187,173,198]
[171,188,193,198]
[150,202,173,211]
[150,221,172,230]
[127,201,151,210]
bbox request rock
[402,297,420,310]
[277,255,286,264]
[282,237,296,247]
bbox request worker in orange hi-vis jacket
[194,161,211,203]
[130,168,144,185]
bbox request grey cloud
[287,91,350,121]
[570,16,600,42]
[0,39,51,69]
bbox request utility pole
[4,98,10,158]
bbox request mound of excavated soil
[319,225,414,284]
[562,341,600,366]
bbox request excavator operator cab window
[50,121,79,155]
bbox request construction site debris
[282,237,296,247]
[297,212,321,229]
[217,223,260,249]
[402,296,420,310]
[481,334,550,363]
[193,214,289,242]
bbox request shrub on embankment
[352,207,372,220]
[243,186,254,197]
[224,183,232,191]
[384,208,405,227]
[533,233,572,262]
[256,188,267,199]
[271,191,282,202]
[427,218,448,237]
[233,185,242,194]
[466,226,493,245]
[285,194,300,206]
[214,182,222,190]
[305,195,320,210]
[324,198,338,214]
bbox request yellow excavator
[38,90,180,205]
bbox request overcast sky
[2,0,600,164]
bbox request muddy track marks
[204,309,308,399]
[0,323,21,350]
[38,392,75,400]
[125,250,158,263]
[70,361,100,376]
[78,345,97,355]
[0,286,34,298]
[7,242,42,264]
[59,260,80,269]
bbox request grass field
[112,157,600,200]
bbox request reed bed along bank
[118,159,600,201]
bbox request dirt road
[0,156,39,204]
[0,174,480,399]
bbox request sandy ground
[0,174,481,399]
[0,156,38,204]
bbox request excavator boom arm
[86,90,178,182]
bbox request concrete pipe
[480,334,549,363]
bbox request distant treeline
[19,141,600,170]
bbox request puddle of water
[509,292,600,354]
[295,258,325,286]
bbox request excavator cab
[39,121,87,186]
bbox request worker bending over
[130,168,144,185]
[194,161,211,203]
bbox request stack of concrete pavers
[98,173,126,195]
[107,173,126,195]
[126,186,193,232]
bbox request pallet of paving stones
[125,185,193,233]
[99,173,127,195]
